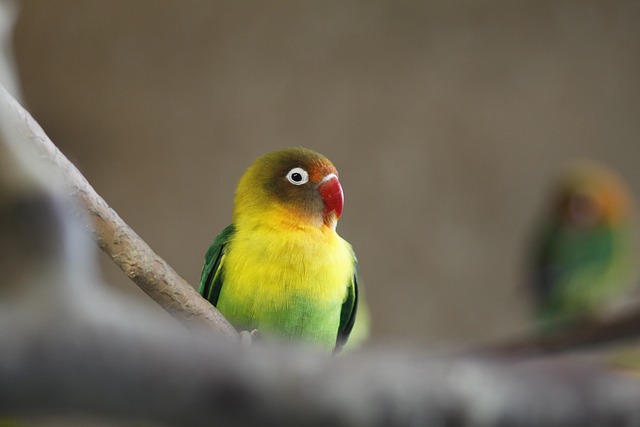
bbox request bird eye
[286,167,309,185]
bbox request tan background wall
[11,0,640,349]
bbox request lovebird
[531,160,637,331]
[199,147,358,352]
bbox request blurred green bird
[531,160,637,331]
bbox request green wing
[531,218,636,333]
[335,259,359,351]
[198,225,235,305]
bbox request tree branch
[3,314,640,427]
[473,307,640,359]
[0,86,237,340]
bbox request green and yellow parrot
[199,147,359,352]
[531,160,637,331]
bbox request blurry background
[9,0,640,349]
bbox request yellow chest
[221,224,354,307]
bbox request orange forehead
[557,161,632,223]
[308,159,338,183]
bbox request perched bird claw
[239,329,260,348]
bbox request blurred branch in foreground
[2,107,640,426]
[0,86,237,340]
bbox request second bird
[199,147,358,352]
[531,160,637,332]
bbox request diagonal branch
[0,86,237,340]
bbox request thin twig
[0,86,237,340]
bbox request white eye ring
[286,167,309,185]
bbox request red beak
[317,173,343,219]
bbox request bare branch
[3,314,640,427]
[0,86,237,340]
[472,307,640,360]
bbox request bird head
[554,160,632,228]
[233,147,344,229]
